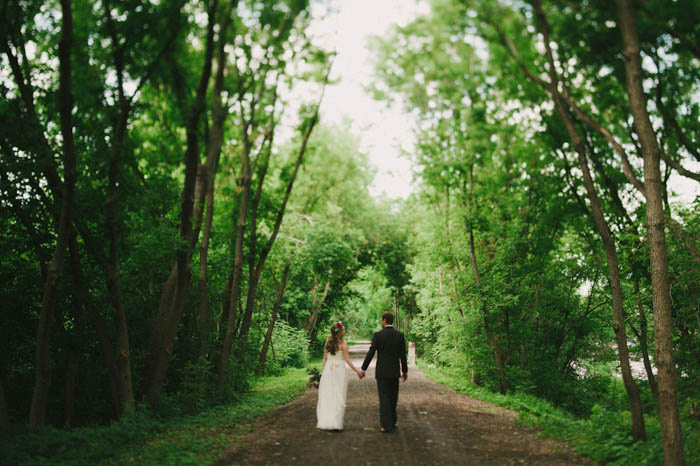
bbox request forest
[1,0,699,465]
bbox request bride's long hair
[325,322,343,355]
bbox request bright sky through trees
[308,0,429,200]
[308,0,699,205]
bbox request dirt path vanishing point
[216,342,592,466]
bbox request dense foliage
[2,0,699,464]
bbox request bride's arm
[342,342,361,375]
[322,348,328,371]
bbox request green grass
[421,362,700,466]
[0,367,311,466]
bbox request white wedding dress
[316,350,348,430]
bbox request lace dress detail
[316,351,348,430]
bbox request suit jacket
[361,326,408,379]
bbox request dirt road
[216,342,590,465]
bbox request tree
[217,0,333,386]
[28,0,78,429]
[143,0,223,405]
[615,0,685,461]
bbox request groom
[360,312,408,433]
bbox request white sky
[308,0,429,200]
[669,165,700,206]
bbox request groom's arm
[361,333,378,371]
[399,333,408,375]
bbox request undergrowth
[421,363,700,466]
[0,367,310,466]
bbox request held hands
[402,372,408,382]
[357,370,366,380]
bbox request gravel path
[216,342,591,466]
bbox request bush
[268,320,310,369]
[179,357,215,413]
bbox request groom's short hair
[382,312,394,325]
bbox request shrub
[268,320,310,369]
[179,357,215,412]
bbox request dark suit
[361,325,408,430]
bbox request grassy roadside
[0,367,311,466]
[420,362,700,466]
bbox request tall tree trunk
[218,147,252,388]
[530,0,645,440]
[616,0,685,461]
[104,134,135,414]
[236,257,264,360]
[259,263,290,375]
[198,12,229,357]
[198,163,217,357]
[143,0,219,405]
[28,0,77,429]
[556,109,646,439]
[102,0,136,415]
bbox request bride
[316,322,363,431]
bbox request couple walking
[316,312,408,433]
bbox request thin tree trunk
[28,0,77,429]
[235,98,324,362]
[102,0,136,415]
[305,272,332,337]
[144,0,219,405]
[218,273,233,342]
[259,263,291,375]
[198,12,230,356]
[106,266,134,412]
[616,0,684,461]
[219,48,275,384]
[218,147,252,388]
[232,80,280,362]
[530,0,645,440]
[104,142,135,414]
[221,33,331,382]
[634,278,659,399]
[198,166,217,357]
[555,98,646,439]
[235,135,275,362]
